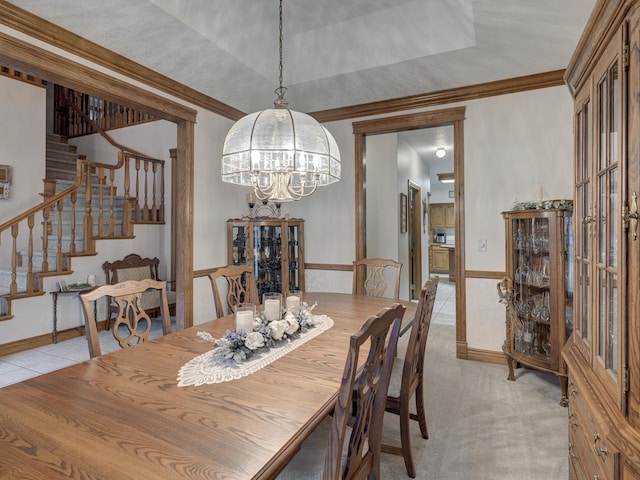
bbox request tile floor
[0,277,456,388]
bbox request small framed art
[400,193,407,233]
[0,182,9,200]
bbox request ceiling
[5,0,595,166]
[6,0,594,115]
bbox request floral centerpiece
[198,301,319,363]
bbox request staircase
[0,134,167,320]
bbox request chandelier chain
[274,0,287,103]
[278,0,283,91]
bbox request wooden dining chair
[208,265,260,318]
[382,277,439,478]
[79,278,172,358]
[352,258,402,301]
[276,303,406,480]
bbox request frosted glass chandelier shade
[221,107,341,202]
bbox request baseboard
[466,347,507,365]
[0,321,107,357]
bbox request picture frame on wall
[400,193,407,233]
[0,182,10,200]
[0,165,11,183]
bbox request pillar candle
[264,299,281,321]
[286,295,300,311]
[235,310,254,334]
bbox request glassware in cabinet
[227,218,305,299]
[502,208,573,406]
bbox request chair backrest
[102,253,160,285]
[80,278,172,358]
[208,265,260,318]
[397,277,439,398]
[352,258,402,301]
[324,303,405,480]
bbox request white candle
[264,299,281,321]
[235,310,254,334]
[286,295,300,311]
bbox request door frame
[353,106,469,358]
[408,179,422,301]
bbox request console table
[50,287,96,343]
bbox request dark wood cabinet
[227,218,304,299]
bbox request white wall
[0,77,46,269]
[463,86,573,351]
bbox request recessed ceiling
[5,0,595,114]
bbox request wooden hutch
[562,0,640,478]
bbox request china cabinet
[562,0,640,478]
[227,218,304,299]
[501,208,573,406]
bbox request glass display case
[502,208,573,406]
[227,218,304,299]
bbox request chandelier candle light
[221,0,341,202]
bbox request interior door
[408,181,422,300]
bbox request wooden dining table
[0,292,414,479]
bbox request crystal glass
[262,292,282,321]
[235,304,256,334]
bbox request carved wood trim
[312,71,565,123]
[0,32,196,123]
[353,106,469,358]
[304,263,353,271]
[564,0,636,95]
[465,270,506,279]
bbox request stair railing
[0,101,166,319]
[54,85,156,138]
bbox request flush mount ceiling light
[435,147,446,158]
[221,0,341,202]
[438,172,455,184]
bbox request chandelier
[221,0,341,202]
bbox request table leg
[52,293,58,344]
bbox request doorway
[353,106,469,358]
[408,180,422,301]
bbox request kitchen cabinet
[430,203,454,228]
[430,245,449,274]
[227,218,304,299]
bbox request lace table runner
[177,315,334,387]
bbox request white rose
[269,320,288,340]
[285,317,300,335]
[244,331,265,350]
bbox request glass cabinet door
[287,224,301,291]
[230,224,248,265]
[228,218,305,299]
[574,90,592,358]
[591,39,625,406]
[253,224,282,298]
[510,215,553,365]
